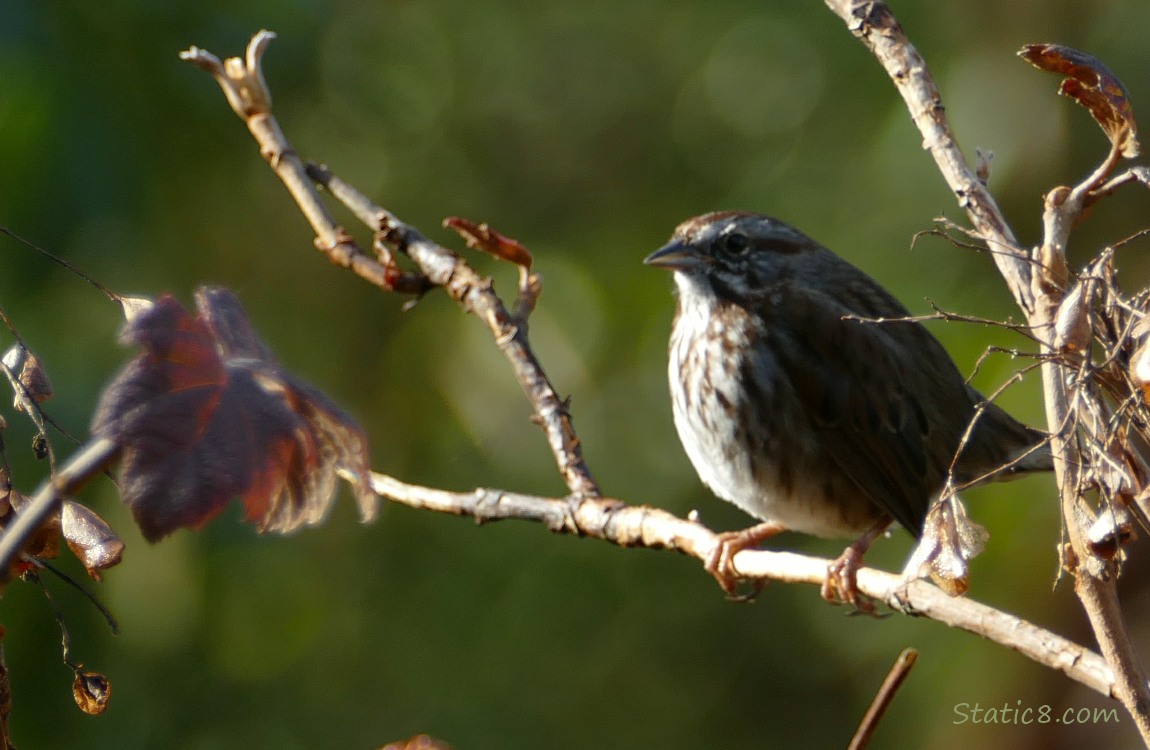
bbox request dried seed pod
[72,670,111,715]
[902,495,988,596]
[1054,282,1091,353]
[61,502,124,581]
[1087,504,1135,560]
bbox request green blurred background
[4,0,1150,747]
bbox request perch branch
[371,471,1116,698]
[824,0,1150,739]
[179,32,429,295]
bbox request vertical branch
[823,0,1150,741]
[822,0,1035,312]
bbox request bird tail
[997,427,1054,478]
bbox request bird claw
[822,546,879,616]
[702,522,783,601]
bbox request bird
[645,211,1052,607]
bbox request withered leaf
[1053,282,1091,354]
[902,495,988,596]
[1019,43,1140,158]
[72,670,111,715]
[9,490,60,562]
[1,345,53,412]
[61,501,124,581]
[443,216,533,269]
[91,287,377,542]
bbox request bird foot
[703,522,784,601]
[820,519,891,616]
[821,546,878,615]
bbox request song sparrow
[646,211,1051,606]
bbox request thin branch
[1091,166,1150,204]
[823,0,1035,313]
[370,471,1115,697]
[182,37,600,499]
[178,34,429,296]
[848,648,918,750]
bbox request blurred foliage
[3,0,1150,747]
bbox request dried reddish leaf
[443,216,533,268]
[91,287,377,542]
[72,670,111,715]
[61,501,124,581]
[1020,43,1140,158]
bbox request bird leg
[704,521,786,600]
[822,519,891,614]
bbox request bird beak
[644,240,705,271]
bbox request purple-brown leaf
[1020,43,1140,158]
[91,287,377,542]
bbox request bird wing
[759,284,968,536]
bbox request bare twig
[823,0,1034,313]
[0,640,10,750]
[182,36,600,499]
[178,33,430,295]
[848,648,918,750]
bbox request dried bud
[72,670,111,715]
[1086,504,1135,560]
[1,344,52,412]
[1053,282,1091,353]
[61,501,124,581]
[902,495,988,596]
[975,148,994,184]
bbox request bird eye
[720,231,750,256]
